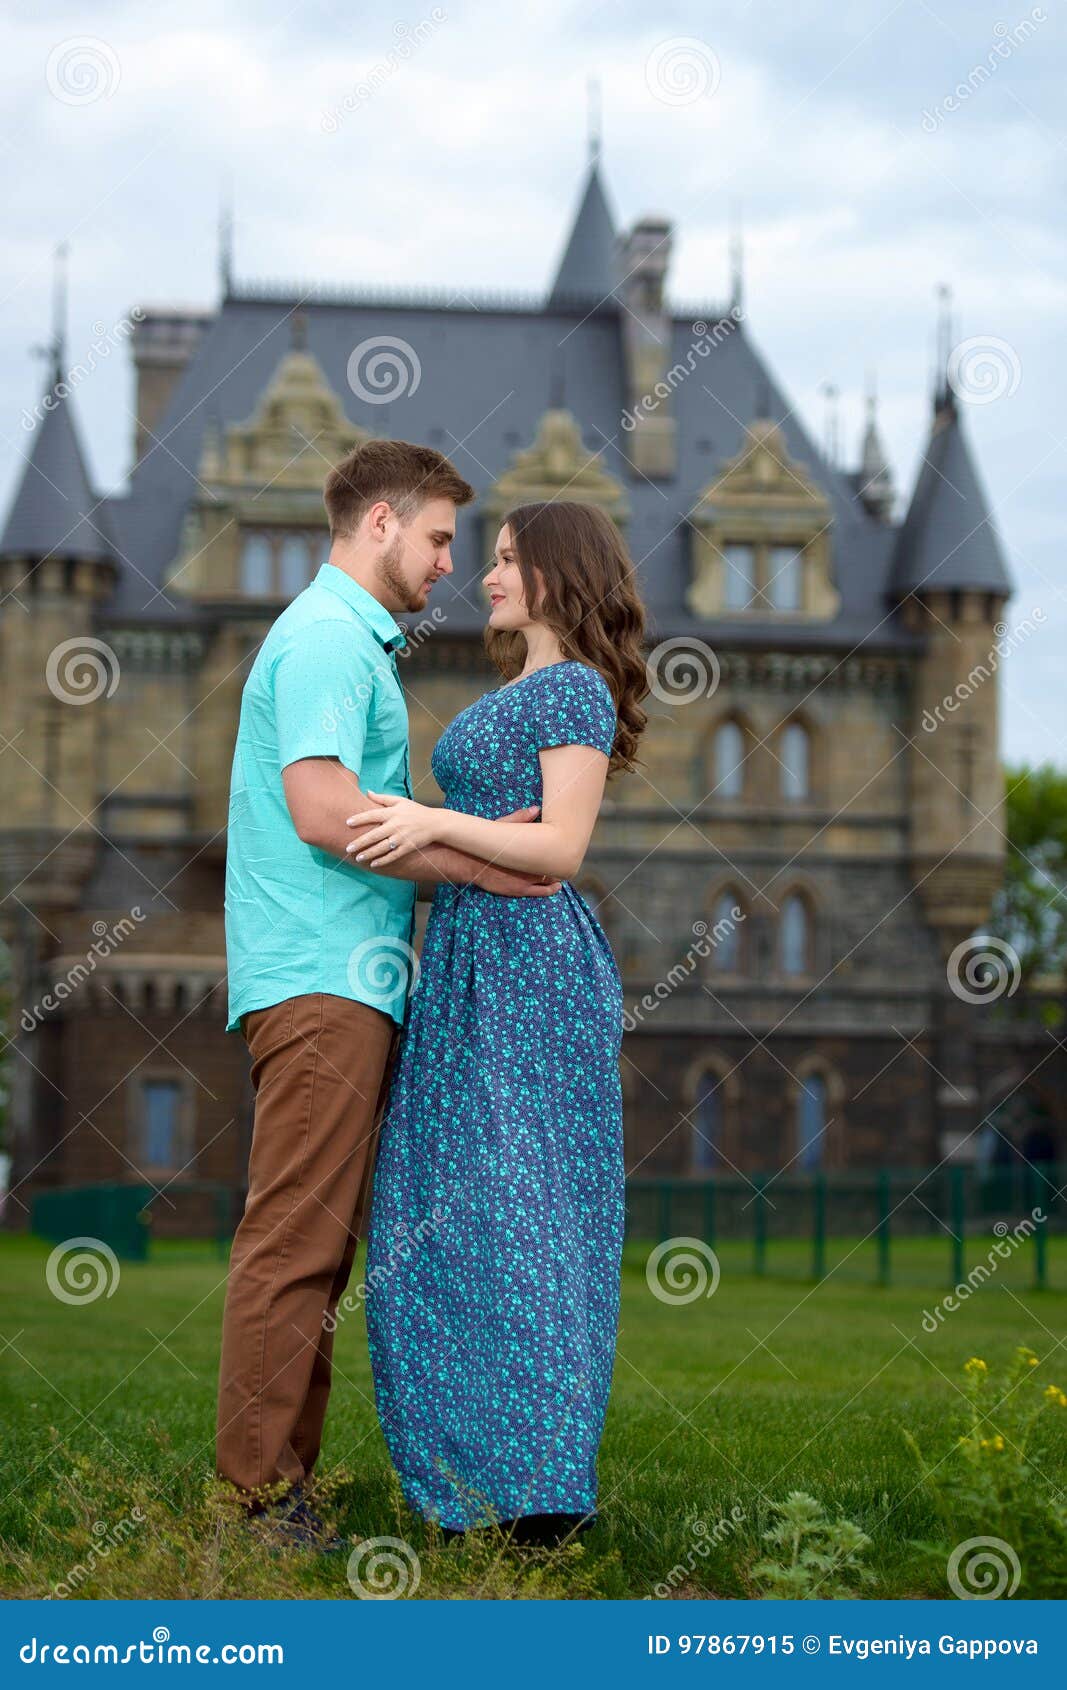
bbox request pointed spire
[820,381,840,467]
[2,254,114,564]
[0,391,112,564]
[890,397,1011,597]
[548,151,617,307]
[857,370,895,521]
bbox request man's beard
[377,533,425,612]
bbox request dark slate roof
[97,290,917,650]
[547,160,617,307]
[0,380,113,562]
[890,395,1012,597]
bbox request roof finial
[587,75,602,166]
[934,281,955,412]
[820,380,840,467]
[729,199,744,314]
[32,243,69,388]
[218,183,234,298]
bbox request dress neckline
[495,659,577,693]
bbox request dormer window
[767,544,802,611]
[723,543,756,610]
[239,529,329,599]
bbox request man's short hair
[323,440,474,538]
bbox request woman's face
[484,525,542,630]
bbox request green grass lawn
[1,1233,1064,1600]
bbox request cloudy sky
[1,0,1063,762]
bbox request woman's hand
[345,791,442,866]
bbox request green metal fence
[625,1163,1064,1290]
[31,1181,232,1262]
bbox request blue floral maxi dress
[365,660,624,1531]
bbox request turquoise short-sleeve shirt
[224,563,417,1032]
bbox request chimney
[616,216,676,479]
[131,308,213,466]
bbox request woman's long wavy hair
[485,501,648,778]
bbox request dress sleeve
[532,664,617,758]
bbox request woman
[347,501,648,1544]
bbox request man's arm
[281,757,559,896]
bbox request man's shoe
[249,1485,346,1554]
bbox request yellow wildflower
[1044,1385,1067,1409]
[964,1357,988,1376]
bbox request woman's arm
[346,742,609,881]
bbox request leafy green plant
[750,1491,874,1598]
[903,1347,1067,1597]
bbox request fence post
[658,1183,673,1243]
[950,1165,966,1287]
[1027,1163,1048,1292]
[877,1169,891,1287]
[812,1174,826,1280]
[703,1181,716,1250]
[753,1175,768,1277]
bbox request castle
[2,148,1056,1233]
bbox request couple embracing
[216,439,648,1551]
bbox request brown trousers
[215,992,400,1507]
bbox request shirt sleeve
[273,620,382,776]
[532,664,617,758]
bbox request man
[217,439,558,1544]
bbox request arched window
[710,890,744,972]
[797,1071,826,1171]
[240,533,272,595]
[780,722,810,800]
[723,543,755,610]
[780,893,811,976]
[768,545,803,611]
[692,1080,722,1171]
[279,534,309,598]
[714,721,746,798]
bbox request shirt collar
[313,563,408,654]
